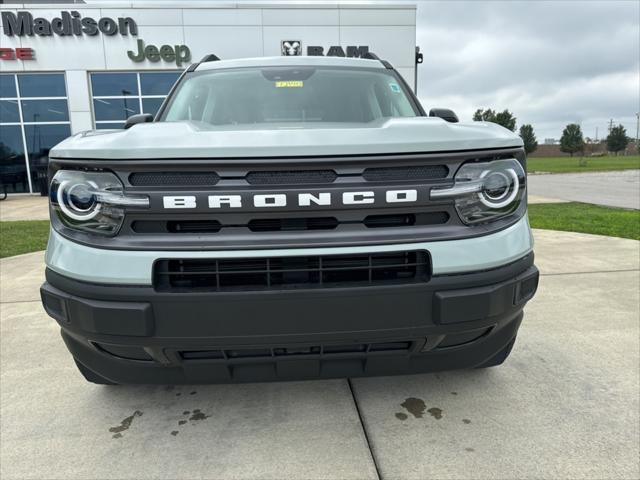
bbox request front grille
[167,220,222,233]
[129,172,220,186]
[363,165,448,182]
[363,212,449,228]
[131,212,449,234]
[246,170,337,185]
[179,341,413,360]
[154,250,430,292]
[98,148,524,251]
[129,165,449,187]
[248,217,339,232]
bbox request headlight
[430,158,525,224]
[50,170,149,236]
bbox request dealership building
[0,1,418,194]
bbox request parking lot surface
[528,169,640,209]
[1,230,639,480]
[0,195,49,222]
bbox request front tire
[74,359,118,385]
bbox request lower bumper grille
[153,250,431,292]
[180,341,413,361]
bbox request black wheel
[476,337,516,369]
[74,359,118,385]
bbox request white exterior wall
[0,2,417,135]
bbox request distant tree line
[559,124,630,156]
[473,108,537,154]
[473,108,631,156]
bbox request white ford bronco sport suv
[40,55,538,384]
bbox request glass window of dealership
[0,71,180,193]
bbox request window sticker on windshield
[389,83,401,93]
[275,80,304,88]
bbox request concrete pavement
[528,170,640,209]
[528,194,568,204]
[0,195,49,222]
[1,230,639,479]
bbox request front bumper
[41,253,538,384]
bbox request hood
[50,117,523,160]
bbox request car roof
[194,55,387,72]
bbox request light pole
[414,46,423,95]
[636,112,640,152]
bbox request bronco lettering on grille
[162,190,418,209]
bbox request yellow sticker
[275,80,304,88]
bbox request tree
[473,108,496,122]
[472,108,517,131]
[606,125,629,155]
[494,110,517,131]
[560,124,585,157]
[519,124,538,154]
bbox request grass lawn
[527,155,640,174]
[0,221,50,259]
[529,202,640,240]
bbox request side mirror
[429,108,459,123]
[124,113,153,129]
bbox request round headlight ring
[482,171,511,201]
[57,180,102,221]
[66,183,98,213]
[478,167,520,209]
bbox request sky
[411,0,639,141]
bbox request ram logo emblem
[281,40,302,56]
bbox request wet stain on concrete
[109,411,143,438]
[395,412,408,421]
[171,431,179,436]
[463,419,472,424]
[189,409,210,422]
[465,447,475,452]
[427,407,443,420]
[401,398,426,418]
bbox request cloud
[414,0,640,139]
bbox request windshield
[160,66,419,126]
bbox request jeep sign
[127,39,191,67]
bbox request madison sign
[1,11,137,36]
